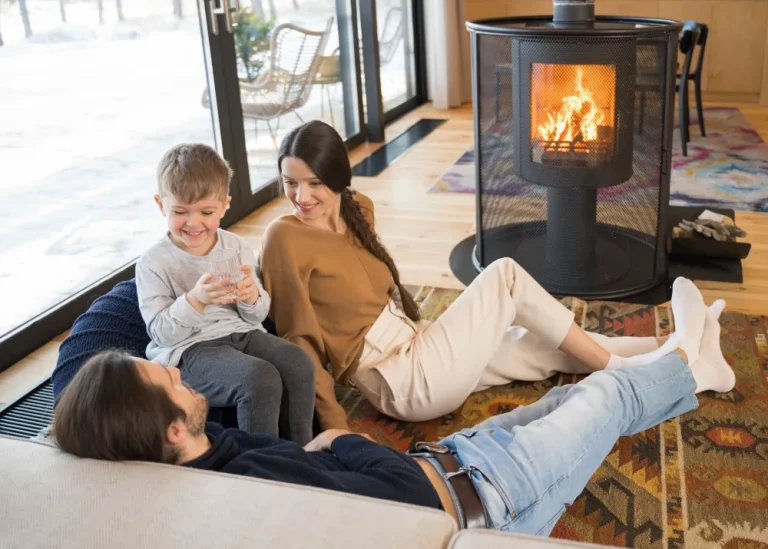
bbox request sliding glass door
[0,0,355,369]
[0,0,231,369]
[218,0,366,214]
[376,0,417,112]
[0,0,424,373]
[357,0,426,141]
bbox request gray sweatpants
[179,330,315,445]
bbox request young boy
[135,143,315,445]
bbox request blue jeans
[440,353,698,536]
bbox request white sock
[689,299,736,393]
[606,278,706,370]
[666,277,707,364]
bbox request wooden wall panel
[462,0,768,97]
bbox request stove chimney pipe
[553,0,595,24]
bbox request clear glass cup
[207,248,243,300]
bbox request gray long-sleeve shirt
[135,230,271,366]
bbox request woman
[258,121,717,430]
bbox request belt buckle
[414,441,451,454]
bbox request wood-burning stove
[461,0,681,299]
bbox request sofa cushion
[0,434,456,549]
[448,530,608,549]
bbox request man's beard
[185,394,209,437]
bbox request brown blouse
[257,192,393,430]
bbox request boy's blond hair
[157,143,233,203]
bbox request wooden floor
[2,100,767,408]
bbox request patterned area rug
[429,107,768,212]
[338,286,768,548]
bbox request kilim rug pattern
[337,285,768,548]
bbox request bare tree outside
[250,0,278,20]
[250,0,264,18]
[116,0,124,21]
[97,0,105,24]
[173,0,183,19]
[18,0,33,38]
[59,0,67,23]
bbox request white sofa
[0,435,610,549]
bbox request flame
[536,67,605,151]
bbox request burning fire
[536,67,606,151]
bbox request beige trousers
[350,258,659,422]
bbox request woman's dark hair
[278,120,420,322]
[53,350,186,464]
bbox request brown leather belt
[410,442,487,529]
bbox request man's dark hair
[54,350,186,463]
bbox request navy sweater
[185,423,442,509]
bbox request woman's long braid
[339,189,421,322]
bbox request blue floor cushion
[53,278,239,428]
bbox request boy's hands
[235,265,260,305]
[185,266,259,313]
[186,273,235,313]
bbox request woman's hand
[235,265,260,305]
[304,430,376,452]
